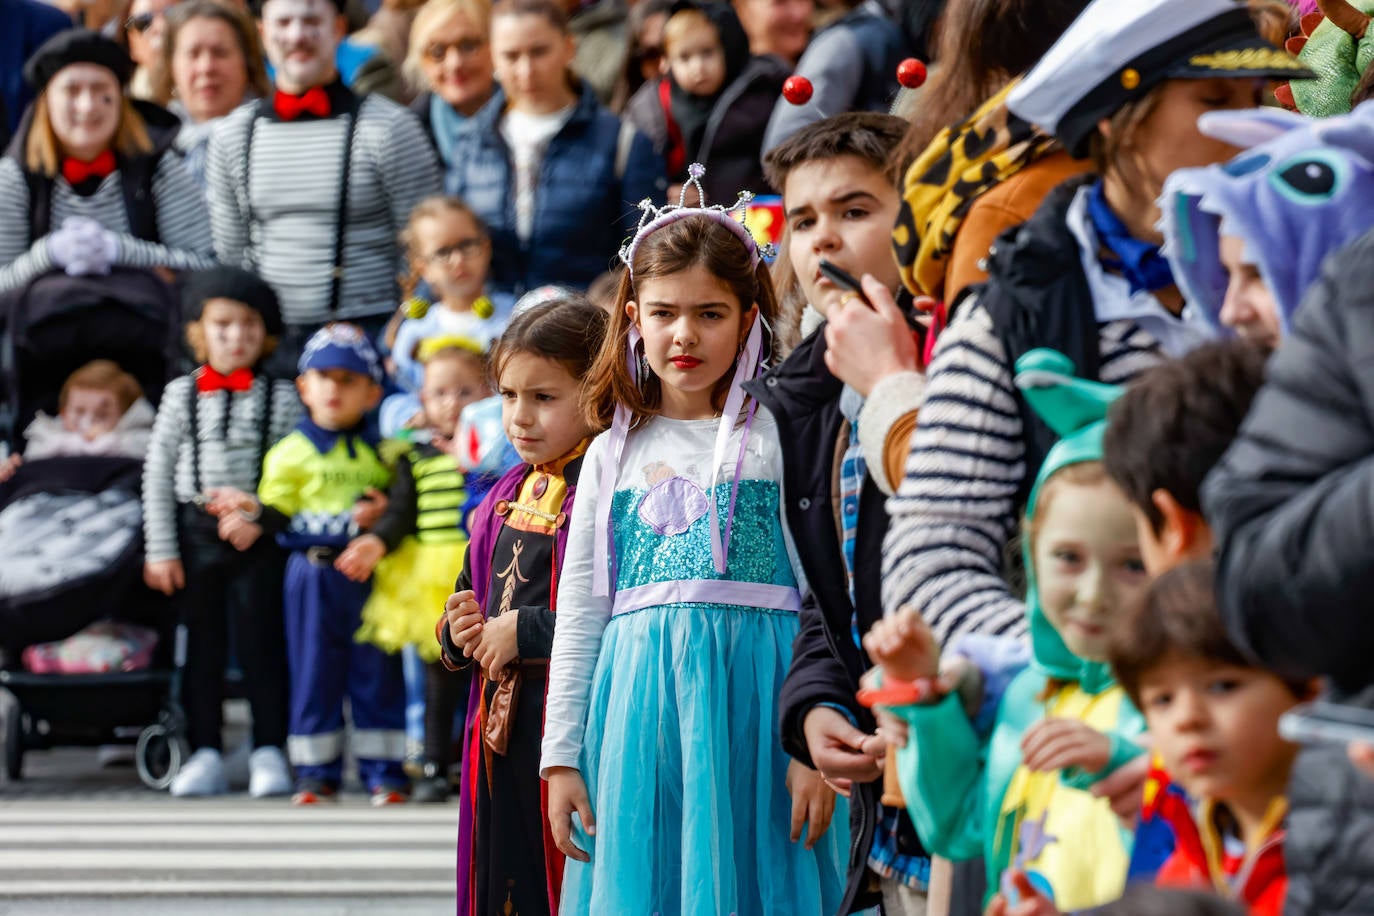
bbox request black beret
[182,266,285,337]
[24,29,135,93]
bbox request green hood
[1014,349,1123,695]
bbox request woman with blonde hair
[405,0,499,171]
[156,0,271,188]
[0,30,213,294]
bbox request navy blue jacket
[0,0,71,141]
[444,83,664,296]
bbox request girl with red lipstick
[539,169,847,916]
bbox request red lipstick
[670,355,703,369]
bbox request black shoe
[411,760,451,803]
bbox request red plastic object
[857,677,938,708]
[896,58,928,90]
[782,75,814,105]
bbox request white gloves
[46,216,120,277]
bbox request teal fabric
[891,348,1146,904]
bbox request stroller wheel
[4,709,25,781]
[135,723,186,791]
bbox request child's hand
[862,606,940,682]
[143,558,185,595]
[352,488,387,531]
[1021,718,1112,775]
[217,511,262,551]
[786,759,837,850]
[1090,745,1151,827]
[472,610,519,680]
[335,534,386,582]
[444,590,485,655]
[0,453,22,483]
[802,705,883,797]
[1351,742,1374,782]
[547,766,596,862]
[985,871,1064,916]
[204,487,259,520]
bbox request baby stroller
[0,268,187,788]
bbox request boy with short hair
[208,323,408,806]
[1101,339,1269,576]
[747,111,930,916]
[1108,562,1316,916]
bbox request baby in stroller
[0,360,159,669]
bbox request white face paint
[47,64,121,161]
[260,0,340,94]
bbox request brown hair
[405,0,493,93]
[1087,88,1164,182]
[584,214,783,430]
[1103,340,1269,536]
[25,92,153,177]
[491,296,611,393]
[491,0,568,34]
[762,111,909,194]
[153,0,271,107]
[399,195,489,301]
[1108,561,1309,708]
[60,359,144,414]
[892,0,1091,176]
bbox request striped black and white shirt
[142,374,302,562]
[880,303,1165,647]
[205,89,442,327]
[0,153,214,293]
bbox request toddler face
[421,356,490,438]
[413,210,491,309]
[1032,476,1150,661]
[62,387,123,441]
[1138,650,1302,811]
[198,298,267,372]
[667,21,725,97]
[297,368,381,431]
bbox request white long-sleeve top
[540,409,804,776]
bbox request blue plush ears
[1013,348,1122,439]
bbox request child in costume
[207,323,407,806]
[2,360,154,482]
[386,196,515,388]
[540,168,847,916]
[1161,101,1374,350]
[343,340,492,802]
[142,267,298,798]
[435,295,608,916]
[866,349,1151,912]
[1106,562,1316,916]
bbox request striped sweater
[0,153,214,293]
[880,302,1164,646]
[205,89,442,326]
[142,374,302,563]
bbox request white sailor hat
[1008,0,1313,159]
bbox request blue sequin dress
[542,414,848,916]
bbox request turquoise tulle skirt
[560,602,849,916]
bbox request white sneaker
[248,746,293,798]
[170,748,228,797]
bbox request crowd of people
[5,0,1374,913]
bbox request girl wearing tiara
[541,169,847,915]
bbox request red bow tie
[197,366,255,393]
[273,86,331,121]
[62,150,116,185]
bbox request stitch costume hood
[1162,102,1374,336]
[1016,348,1123,694]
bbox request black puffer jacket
[745,328,925,915]
[1203,229,1374,914]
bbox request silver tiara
[618,163,776,276]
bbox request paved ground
[0,698,456,915]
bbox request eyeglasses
[425,238,486,264]
[424,38,486,62]
[635,45,664,67]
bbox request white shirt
[500,105,575,242]
[1064,185,1215,359]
